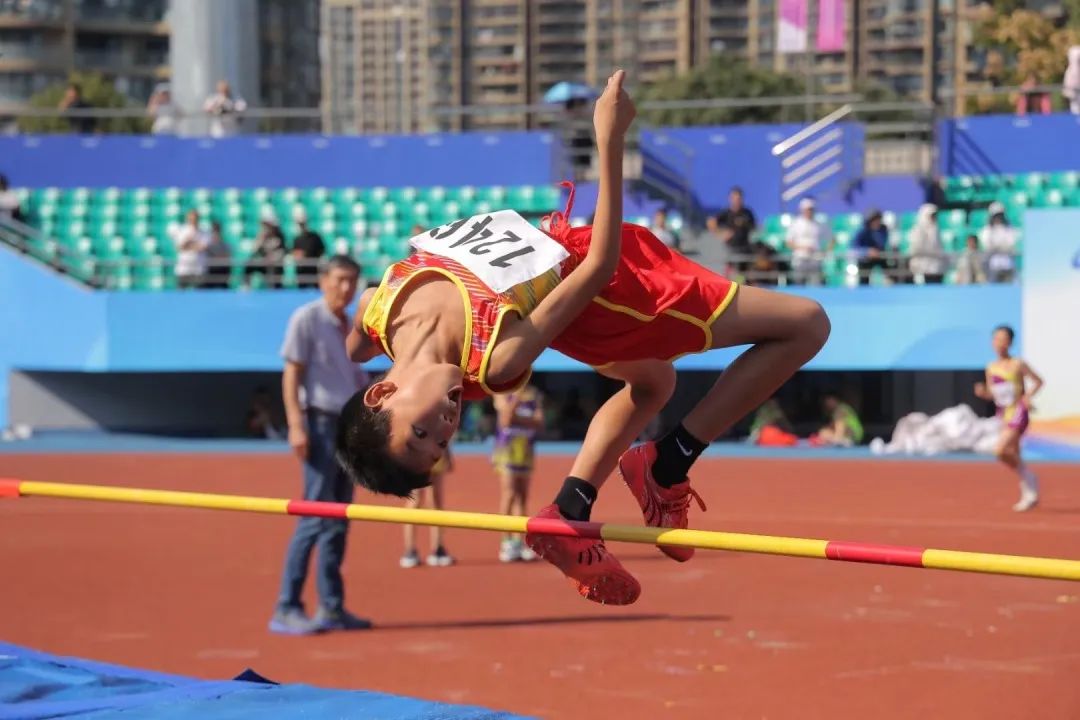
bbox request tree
[17,72,149,134]
[636,56,807,127]
[968,5,1080,114]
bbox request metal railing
[1,212,1020,292]
[1,82,1072,137]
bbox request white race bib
[409,210,569,294]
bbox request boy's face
[365,364,464,473]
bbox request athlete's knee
[798,299,831,350]
[628,362,676,409]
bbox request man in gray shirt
[269,255,371,635]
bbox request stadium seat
[1020,172,1048,193]
[1050,171,1080,192]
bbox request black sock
[554,476,598,521]
[652,423,709,487]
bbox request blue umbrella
[544,81,597,105]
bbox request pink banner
[777,0,808,54]
[816,0,845,53]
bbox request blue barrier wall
[1,127,922,218]
[938,113,1080,176]
[0,133,560,189]
[1,246,1020,428]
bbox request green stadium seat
[535,185,562,212]
[364,187,389,206]
[420,187,447,206]
[452,186,477,205]
[475,186,506,206]
[938,208,967,231]
[943,175,974,202]
[390,187,418,205]
[939,229,961,252]
[1021,172,1048,192]
[1035,188,1065,208]
[896,212,917,233]
[157,188,181,206]
[833,213,863,233]
[318,219,337,238]
[61,188,90,206]
[762,214,785,234]
[1050,171,1080,192]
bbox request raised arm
[345,287,383,362]
[974,367,993,401]
[1020,360,1044,403]
[486,70,635,384]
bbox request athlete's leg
[682,284,829,446]
[556,359,676,518]
[512,472,530,516]
[999,428,1039,511]
[527,359,671,605]
[428,473,445,549]
[618,284,828,561]
[402,488,424,553]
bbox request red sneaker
[525,504,641,606]
[618,442,706,562]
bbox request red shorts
[549,223,738,367]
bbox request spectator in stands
[58,84,96,134]
[650,208,677,248]
[980,202,1017,283]
[955,234,987,285]
[291,207,326,288]
[853,209,889,285]
[244,208,286,289]
[0,174,23,222]
[1016,73,1051,116]
[1063,46,1080,115]
[147,83,180,135]
[203,80,247,138]
[716,186,756,270]
[695,214,731,273]
[907,204,946,284]
[204,220,232,289]
[171,210,208,289]
[748,242,780,286]
[272,254,370,635]
[785,197,829,285]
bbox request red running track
[2,453,1079,720]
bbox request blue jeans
[276,409,354,613]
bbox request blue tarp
[0,642,529,719]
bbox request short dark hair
[730,186,744,196]
[994,324,1015,343]
[335,391,431,498]
[320,254,361,277]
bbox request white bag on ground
[870,404,1001,456]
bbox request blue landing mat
[0,642,530,720]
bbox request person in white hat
[785,197,830,285]
[244,205,287,288]
[291,205,327,288]
[979,201,1017,283]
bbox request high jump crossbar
[2,479,1078,583]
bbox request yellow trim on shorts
[588,282,740,362]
